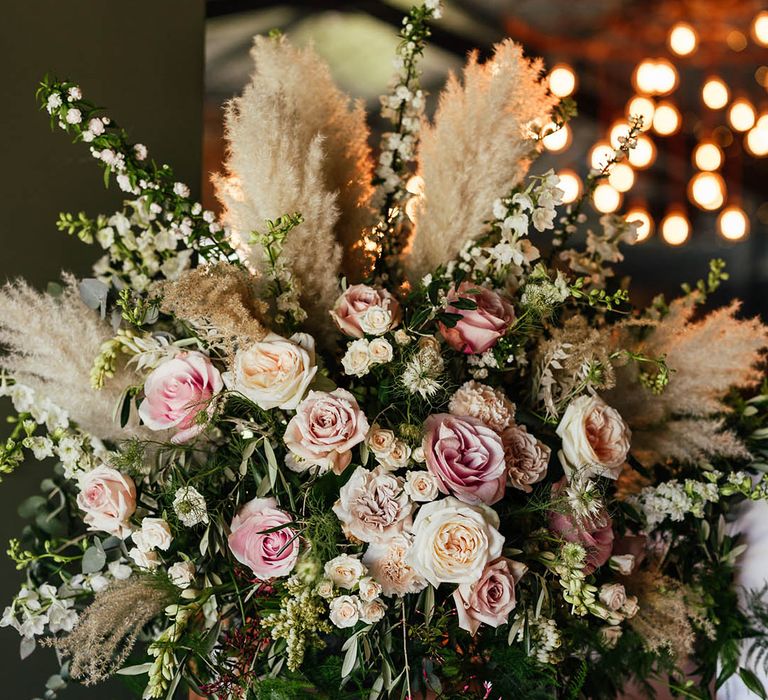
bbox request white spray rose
[132,518,172,552]
[368,338,394,364]
[324,554,367,589]
[168,561,196,589]
[329,595,362,628]
[403,470,440,502]
[341,339,372,377]
[359,306,393,336]
[360,599,387,624]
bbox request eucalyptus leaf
[18,495,47,519]
[20,636,35,660]
[78,278,109,319]
[82,545,106,574]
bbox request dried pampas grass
[214,36,375,333]
[0,275,146,442]
[405,40,556,281]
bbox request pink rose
[453,558,526,635]
[228,497,299,579]
[139,351,223,444]
[423,414,506,505]
[283,389,370,474]
[330,284,402,338]
[439,282,515,355]
[76,465,137,538]
[548,478,614,574]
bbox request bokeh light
[718,206,750,241]
[542,123,571,152]
[728,98,757,132]
[628,134,656,168]
[556,169,582,204]
[752,11,768,47]
[688,171,726,210]
[661,211,690,245]
[702,77,730,109]
[625,207,653,242]
[589,141,614,169]
[626,96,655,131]
[593,183,622,213]
[549,64,577,97]
[693,141,724,171]
[668,23,698,56]
[652,101,682,135]
[608,162,635,192]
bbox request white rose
[128,547,160,571]
[369,338,394,365]
[359,306,393,336]
[315,579,335,599]
[556,395,631,481]
[132,518,172,552]
[394,329,411,346]
[412,446,426,463]
[406,497,504,587]
[380,440,411,470]
[360,599,387,624]
[609,554,636,576]
[329,595,361,628]
[342,339,371,377]
[403,470,440,502]
[324,554,367,589]
[599,625,623,648]
[168,561,196,589]
[367,425,396,456]
[598,583,627,611]
[358,576,383,602]
[223,332,317,410]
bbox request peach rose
[502,424,550,493]
[76,465,136,538]
[330,284,401,338]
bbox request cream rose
[341,339,372,377]
[315,579,335,599]
[380,440,411,470]
[223,332,316,410]
[358,576,383,602]
[168,561,196,589]
[556,395,631,481]
[324,554,367,589]
[329,595,362,628]
[599,625,623,648]
[598,583,627,611]
[132,517,172,552]
[128,547,160,570]
[367,424,396,456]
[406,497,505,587]
[359,306,393,336]
[403,470,440,502]
[360,599,387,624]
[369,338,394,365]
[76,466,137,538]
[362,535,427,597]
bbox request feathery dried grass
[46,579,173,685]
[160,263,268,353]
[604,300,768,465]
[214,36,375,333]
[0,276,147,442]
[405,40,557,281]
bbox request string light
[549,64,577,97]
[542,123,571,152]
[626,96,655,131]
[728,98,756,132]
[693,141,724,171]
[661,211,690,245]
[625,207,653,242]
[688,171,726,211]
[752,11,768,47]
[668,23,698,56]
[589,141,614,169]
[628,134,656,168]
[702,77,730,109]
[556,169,582,203]
[633,58,678,96]
[718,206,750,240]
[608,162,635,192]
[592,183,622,213]
[653,101,682,135]
[745,123,768,157]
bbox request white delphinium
[172,486,209,527]
[631,478,720,529]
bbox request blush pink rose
[423,414,506,505]
[330,284,402,338]
[76,465,137,538]
[283,389,370,474]
[139,350,223,444]
[439,282,515,355]
[453,558,526,635]
[228,497,299,580]
[548,478,614,574]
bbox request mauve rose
[423,414,506,505]
[502,424,550,493]
[548,479,614,574]
[439,282,515,355]
[76,465,137,538]
[453,558,527,635]
[330,284,401,338]
[228,497,299,580]
[283,389,369,474]
[139,350,223,444]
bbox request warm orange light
[718,206,749,240]
[608,163,635,192]
[626,96,655,131]
[609,121,632,149]
[693,142,724,171]
[652,101,682,136]
[746,124,768,157]
[668,23,698,56]
[753,11,768,46]
[633,59,678,96]
[728,99,756,132]
[661,211,690,245]
[542,123,572,152]
[549,64,577,97]
[589,141,615,170]
[593,183,622,213]
[688,171,726,211]
[628,134,656,169]
[626,207,653,242]
[557,169,582,204]
[702,77,730,109]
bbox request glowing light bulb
[728,99,756,132]
[652,101,681,136]
[634,60,658,94]
[661,212,690,245]
[669,23,698,56]
[556,169,582,204]
[542,123,571,152]
[549,64,577,97]
[689,171,726,211]
[589,141,615,170]
[693,142,724,171]
[626,96,655,131]
[626,208,653,242]
[753,11,768,46]
[718,206,749,240]
[608,163,635,192]
[653,59,679,95]
[746,124,768,157]
[702,77,729,109]
[609,121,633,149]
[628,134,656,169]
[593,183,622,213]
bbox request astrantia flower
[448,380,516,432]
[172,486,209,527]
[362,534,426,597]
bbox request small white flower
[168,561,196,589]
[172,486,209,527]
[107,560,132,580]
[81,130,95,142]
[46,93,63,113]
[324,554,367,589]
[133,143,148,160]
[65,108,82,125]
[67,86,82,101]
[315,579,335,599]
[328,595,362,629]
[360,598,387,624]
[358,576,383,602]
[132,518,172,552]
[22,436,54,460]
[128,547,160,570]
[393,329,411,346]
[96,226,115,249]
[173,182,190,198]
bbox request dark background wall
[0,2,204,697]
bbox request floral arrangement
[4,3,768,699]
